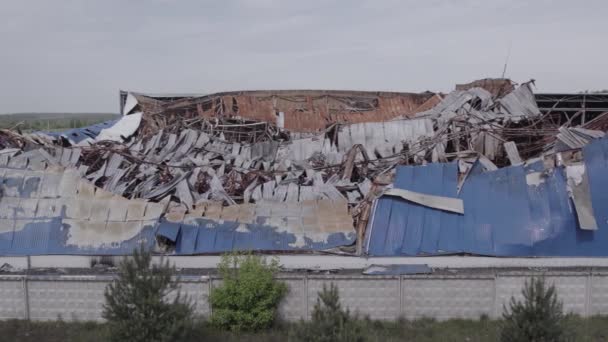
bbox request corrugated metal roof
[0,163,356,255]
[0,168,160,255]
[416,82,540,123]
[365,136,608,257]
[44,119,118,144]
[159,199,356,254]
[497,82,541,118]
[158,217,355,254]
[337,118,434,156]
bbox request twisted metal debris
[0,79,606,255]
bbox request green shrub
[291,283,366,342]
[501,277,568,342]
[102,245,194,342]
[210,253,287,332]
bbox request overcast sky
[1,0,607,113]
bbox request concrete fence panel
[0,277,26,320]
[401,277,495,320]
[0,271,606,322]
[27,278,107,321]
[306,276,401,320]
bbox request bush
[501,277,568,342]
[102,245,194,342]
[210,253,287,332]
[291,283,366,342]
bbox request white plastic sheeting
[96,112,142,142]
[122,93,139,115]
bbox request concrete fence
[0,270,606,322]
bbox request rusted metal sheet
[129,90,437,133]
[455,78,515,97]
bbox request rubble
[0,79,607,256]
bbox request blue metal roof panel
[1,218,157,256]
[44,119,118,143]
[166,217,355,255]
[10,219,58,255]
[366,137,608,257]
[0,167,160,256]
[177,224,199,254]
[156,221,180,242]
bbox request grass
[0,113,119,131]
[0,320,108,342]
[1,315,608,342]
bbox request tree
[102,245,193,342]
[291,283,366,342]
[209,253,287,331]
[501,277,567,342]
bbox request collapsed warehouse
[0,79,607,257]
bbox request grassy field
[0,113,119,131]
[2,316,608,342]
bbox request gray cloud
[1,0,607,113]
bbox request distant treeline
[0,113,120,131]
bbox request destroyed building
[0,79,607,257]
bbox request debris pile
[0,79,607,256]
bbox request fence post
[304,274,309,320]
[208,276,213,316]
[585,270,592,317]
[22,275,30,321]
[399,275,403,318]
[493,272,499,318]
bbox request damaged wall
[0,162,355,255]
[157,199,355,254]
[0,167,161,255]
[123,89,438,133]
